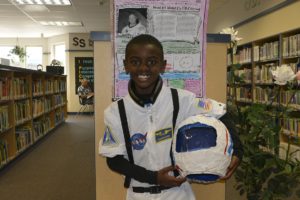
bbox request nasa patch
[131,133,147,150]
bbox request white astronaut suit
[99,84,226,200]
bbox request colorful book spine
[33,98,45,118]
[33,79,43,96]
[15,126,32,152]
[0,139,9,166]
[0,77,12,100]
[15,100,31,125]
[0,105,9,133]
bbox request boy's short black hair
[125,34,164,58]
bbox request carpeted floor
[0,115,96,200]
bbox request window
[0,46,14,59]
[26,46,43,70]
[53,44,66,66]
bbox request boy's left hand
[220,155,240,180]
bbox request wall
[94,41,126,200]
[237,1,300,44]
[94,40,228,200]
[208,0,300,44]
[207,0,296,34]
[47,34,68,62]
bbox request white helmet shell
[173,115,233,183]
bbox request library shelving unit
[227,27,300,156]
[227,42,253,103]
[0,64,67,168]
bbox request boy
[99,34,242,200]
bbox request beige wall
[237,1,300,44]
[94,41,228,200]
[208,0,300,44]
[94,41,127,200]
[207,0,292,34]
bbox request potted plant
[9,45,27,63]
[228,63,300,200]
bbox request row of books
[33,79,43,96]
[236,47,252,64]
[0,140,8,166]
[13,77,29,99]
[253,41,279,62]
[253,87,274,103]
[55,110,64,125]
[254,63,277,84]
[280,90,300,106]
[33,98,45,118]
[45,80,66,94]
[236,87,252,102]
[33,96,66,117]
[54,94,66,106]
[228,86,300,106]
[2,78,66,100]
[280,118,300,138]
[227,87,234,99]
[33,117,51,140]
[0,77,12,100]
[231,63,298,86]
[282,34,300,58]
[15,126,32,152]
[233,68,252,83]
[15,100,31,125]
[0,105,9,133]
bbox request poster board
[75,57,94,94]
[112,0,210,98]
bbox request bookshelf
[0,64,67,168]
[227,27,300,151]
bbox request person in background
[99,34,243,200]
[121,13,146,36]
[77,78,94,104]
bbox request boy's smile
[124,43,166,96]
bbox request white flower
[271,64,296,85]
[220,27,243,43]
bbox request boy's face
[124,43,166,95]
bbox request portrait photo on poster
[118,8,148,36]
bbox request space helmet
[173,115,233,183]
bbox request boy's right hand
[157,166,186,187]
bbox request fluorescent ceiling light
[11,0,72,5]
[39,21,82,26]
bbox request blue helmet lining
[176,122,217,152]
[187,174,220,182]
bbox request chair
[77,95,94,116]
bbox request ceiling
[0,0,229,38]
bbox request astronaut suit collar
[128,76,163,107]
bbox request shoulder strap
[171,88,179,129]
[170,88,180,177]
[117,99,134,188]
